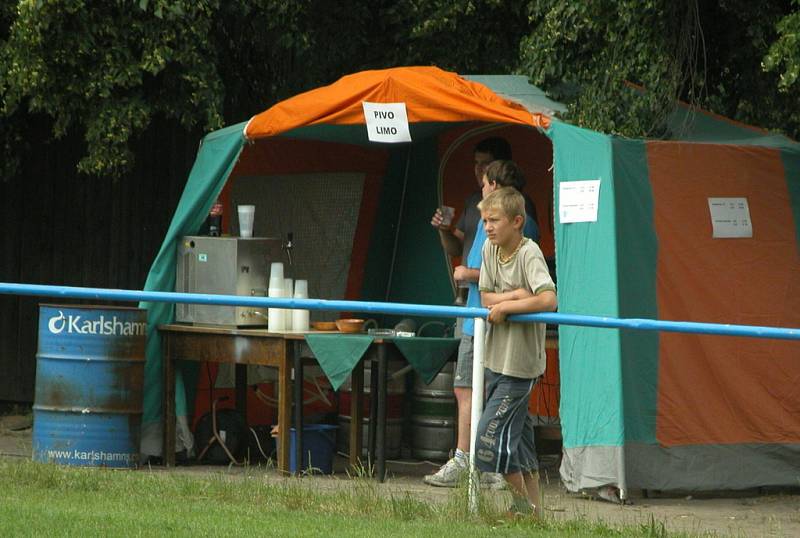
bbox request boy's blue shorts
[474,369,539,475]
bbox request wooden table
[159,324,365,474]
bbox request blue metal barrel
[33,305,146,468]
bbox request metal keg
[336,416,403,460]
[410,362,456,461]
[337,360,405,419]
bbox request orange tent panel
[245,66,549,139]
[648,142,800,446]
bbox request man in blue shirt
[425,159,539,488]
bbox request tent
[554,121,800,493]
[141,66,800,493]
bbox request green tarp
[138,123,246,456]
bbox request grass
[0,457,707,537]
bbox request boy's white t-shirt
[479,237,555,379]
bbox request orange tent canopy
[244,66,550,140]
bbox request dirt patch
[2,426,798,537]
[0,414,33,459]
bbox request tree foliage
[764,0,800,90]
[0,0,798,181]
[385,0,530,73]
[0,0,535,178]
[2,1,224,176]
[0,0,379,177]
[0,0,21,180]
[519,0,698,137]
[689,0,799,140]
[518,0,800,139]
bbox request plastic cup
[269,262,284,288]
[268,283,285,333]
[283,278,293,298]
[238,205,255,238]
[268,307,284,332]
[268,269,285,332]
[291,280,309,331]
[282,279,293,330]
[440,205,455,227]
[294,279,308,298]
[292,309,310,332]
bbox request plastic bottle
[207,200,223,237]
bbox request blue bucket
[289,424,337,474]
[32,305,146,469]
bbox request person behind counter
[476,187,556,517]
[427,137,509,488]
[424,160,539,489]
[431,138,540,295]
[430,137,513,268]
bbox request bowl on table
[311,321,338,331]
[335,318,366,333]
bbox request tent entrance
[221,122,555,327]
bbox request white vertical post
[468,317,486,514]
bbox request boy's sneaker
[504,507,539,520]
[423,456,467,487]
[505,498,538,519]
[480,472,506,489]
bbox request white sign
[362,102,412,143]
[559,180,601,223]
[708,197,752,238]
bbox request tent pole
[384,146,412,303]
[468,317,486,514]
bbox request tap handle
[285,232,294,266]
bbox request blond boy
[476,187,557,516]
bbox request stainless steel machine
[175,236,284,326]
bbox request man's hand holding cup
[431,205,455,230]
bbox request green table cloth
[304,334,374,391]
[304,334,460,390]
[389,336,459,384]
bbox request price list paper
[708,197,753,238]
[559,179,601,223]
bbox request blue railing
[1,282,798,341]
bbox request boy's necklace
[497,238,525,265]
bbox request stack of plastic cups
[292,279,310,332]
[283,278,293,331]
[268,262,285,332]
